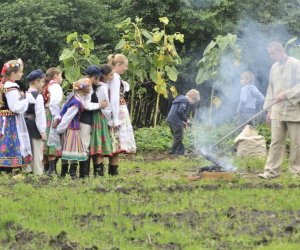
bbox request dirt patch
[1,221,98,249]
[2,220,48,249]
[74,212,104,227]
[122,208,300,249]
[49,230,79,249]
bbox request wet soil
[1,221,97,250]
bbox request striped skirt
[90,111,112,156]
[44,108,62,157]
[61,129,87,161]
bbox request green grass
[0,154,299,249]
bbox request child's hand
[52,119,60,129]
[41,133,47,142]
[183,121,187,129]
[100,100,108,109]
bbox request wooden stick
[209,101,277,150]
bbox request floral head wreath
[73,78,91,90]
[1,58,23,76]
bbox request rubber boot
[69,163,78,180]
[79,158,90,178]
[46,160,57,176]
[44,163,49,172]
[94,163,104,177]
[60,163,69,177]
[108,164,118,176]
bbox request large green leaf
[67,32,78,43]
[159,17,169,25]
[141,29,153,40]
[116,17,131,29]
[196,67,212,84]
[82,34,94,49]
[115,39,127,50]
[87,55,100,65]
[150,68,158,83]
[165,65,178,82]
[153,31,164,43]
[203,40,216,56]
[65,66,81,83]
[59,48,75,61]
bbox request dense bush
[134,123,238,153]
[134,125,195,153]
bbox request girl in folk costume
[56,78,92,179]
[43,67,63,176]
[0,59,36,173]
[107,54,136,176]
[78,66,108,178]
[90,64,113,176]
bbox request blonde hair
[107,54,128,67]
[186,89,200,102]
[73,78,91,93]
[0,58,23,107]
[241,71,255,84]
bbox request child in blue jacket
[166,89,200,155]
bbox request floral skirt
[111,104,136,155]
[0,115,32,167]
[61,129,87,161]
[90,111,112,156]
[44,108,62,157]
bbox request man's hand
[100,100,108,109]
[275,92,286,102]
[41,133,47,142]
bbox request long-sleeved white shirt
[56,106,79,134]
[81,87,100,111]
[108,73,130,126]
[48,82,63,120]
[4,81,29,114]
[96,82,112,122]
[28,88,47,134]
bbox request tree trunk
[153,93,160,127]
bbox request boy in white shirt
[25,69,47,175]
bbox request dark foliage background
[1,0,299,126]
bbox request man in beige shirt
[259,41,300,179]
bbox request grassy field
[0,153,299,250]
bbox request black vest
[79,85,98,125]
[25,91,41,139]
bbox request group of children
[0,54,136,178]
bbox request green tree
[115,17,183,126]
[59,32,100,91]
[196,34,241,125]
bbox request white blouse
[108,73,130,127]
[96,82,112,123]
[28,88,47,134]
[48,83,63,120]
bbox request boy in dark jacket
[166,89,200,155]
